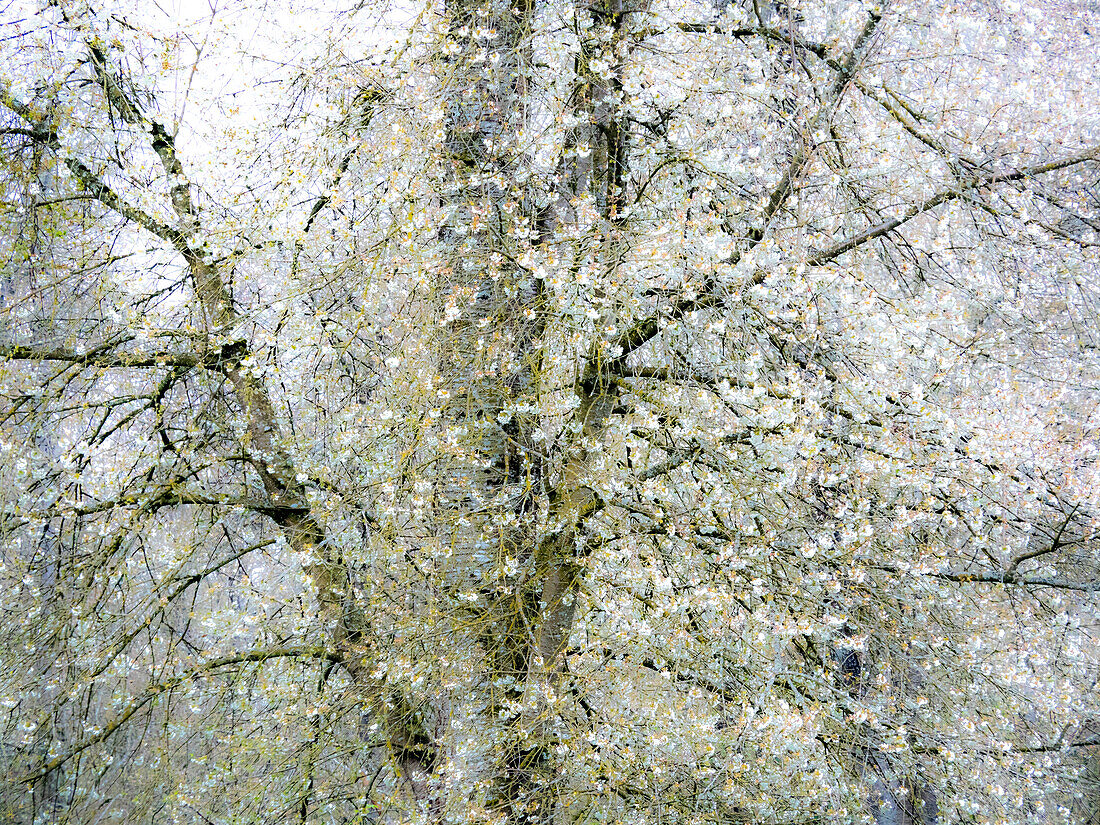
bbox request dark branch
[23,646,342,782]
[872,563,1100,592]
[0,344,228,371]
[808,146,1100,266]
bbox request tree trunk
[431,0,641,817]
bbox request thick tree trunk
[435,0,538,592]
[431,0,642,818]
[433,0,552,818]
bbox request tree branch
[602,9,885,369]
[808,146,1100,266]
[68,488,311,522]
[22,646,342,783]
[0,343,237,371]
[873,563,1100,592]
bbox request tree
[1,0,1099,822]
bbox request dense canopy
[1,0,1099,823]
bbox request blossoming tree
[1,0,1099,822]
